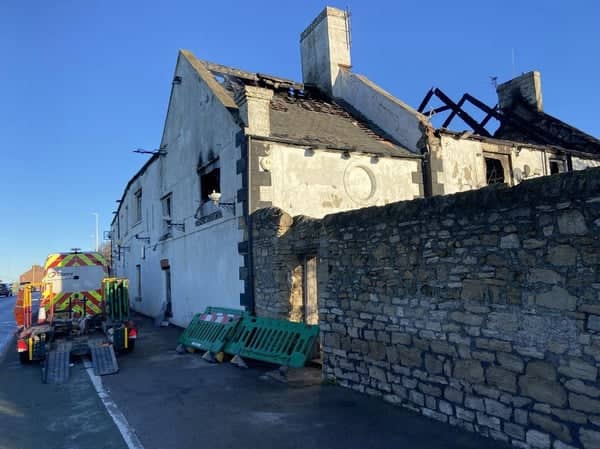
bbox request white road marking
[84,360,146,449]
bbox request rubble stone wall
[253,168,600,449]
[252,209,321,320]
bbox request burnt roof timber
[418,88,595,151]
[433,88,491,137]
[201,60,259,82]
[417,88,435,113]
[200,60,303,90]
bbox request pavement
[104,315,508,449]
[1,311,509,449]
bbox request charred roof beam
[418,88,578,150]
[432,88,491,137]
[419,89,503,137]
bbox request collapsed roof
[185,53,418,158]
[418,72,600,157]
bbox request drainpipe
[246,135,256,314]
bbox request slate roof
[268,90,414,157]
[193,56,417,158]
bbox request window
[196,158,221,221]
[123,206,129,234]
[161,193,172,234]
[135,189,142,223]
[164,268,172,318]
[135,264,141,301]
[485,157,505,185]
[199,159,220,204]
[550,159,566,175]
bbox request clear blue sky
[1,1,599,282]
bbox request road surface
[0,291,127,449]
[0,310,509,449]
[0,294,17,362]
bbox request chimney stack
[234,86,273,137]
[496,71,543,112]
[300,7,351,96]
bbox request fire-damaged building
[418,70,600,195]
[110,6,600,328]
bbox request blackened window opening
[485,158,505,185]
[550,160,565,175]
[201,168,220,203]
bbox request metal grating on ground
[44,348,70,384]
[89,344,119,376]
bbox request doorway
[165,268,172,318]
[303,256,318,326]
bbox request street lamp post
[93,212,99,252]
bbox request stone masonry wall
[253,167,600,449]
[252,208,321,321]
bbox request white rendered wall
[112,53,245,327]
[334,70,424,154]
[572,156,600,171]
[264,143,421,218]
[432,135,596,195]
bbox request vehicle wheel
[19,351,30,364]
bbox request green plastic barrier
[178,307,245,353]
[102,278,130,322]
[223,316,319,368]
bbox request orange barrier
[14,288,32,328]
[14,289,24,327]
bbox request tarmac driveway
[103,315,509,449]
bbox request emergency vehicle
[14,250,137,383]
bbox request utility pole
[93,212,99,252]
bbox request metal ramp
[89,343,119,376]
[43,342,71,384]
